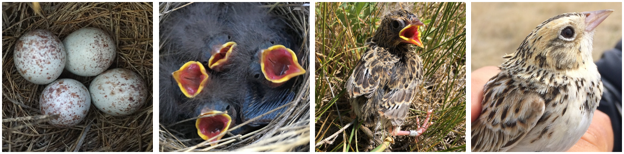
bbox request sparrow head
[374,9,424,48]
[247,41,305,88]
[504,9,612,71]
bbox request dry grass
[2,2,153,152]
[471,2,622,71]
[315,2,466,152]
[158,2,310,152]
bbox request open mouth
[208,42,237,71]
[196,110,232,146]
[172,61,209,98]
[260,45,306,86]
[399,24,424,48]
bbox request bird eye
[227,35,232,40]
[270,41,275,45]
[254,73,261,79]
[392,20,401,29]
[560,26,574,39]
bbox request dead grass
[471,2,622,71]
[158,2,310,152]
[2,2,153,152]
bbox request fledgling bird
[471,10,611,152]
[345,9,432,148]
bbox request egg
[89,68,147,116]
[13,29,66,85]
[63,27,116,76]
[40,79,90,127]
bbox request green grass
[315,2,466,152]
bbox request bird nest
[2,2,153,151]
[158,2,310,152]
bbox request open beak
[196,110,232,146]
[399,19,424,48]
[260,45,306,87]
[583,9,613,32]
[172,61,209,98]
[208,42,237,72]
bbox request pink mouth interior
[178,63,207,96]
[209,45,233,67]
[401,26,420,42]
[197,115,229,141]
[263,48,301,80]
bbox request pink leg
[390,109,433,139]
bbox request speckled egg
[13,29,66,85]
[89,68,147,116]
[40,79,90,127]
[63,27,116,76]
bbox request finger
[470,66,500,122]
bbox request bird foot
[391,109,433,139]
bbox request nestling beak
[260,45,306,87]
[583,9,613,32]
[196,110,232,146]
[399,19,424,48]
[172,61,209,98]
[208,42,237,72]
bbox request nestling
[160,2,306,146]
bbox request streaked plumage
[346,9,430,148]
[471,10,611,152]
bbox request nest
[158,2,310,152]
[2,2,153,151]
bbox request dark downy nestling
[346,9,433,150]
[159,2,306,147]
[160,3,241,144]
[222,3,305,128]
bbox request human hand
[470,66,500,122]
[566,110,614,152]
[471,66,614,152]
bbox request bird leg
[389,109,433,140]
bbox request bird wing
[471,73,546,152]
[346,45,398,99]
[378,52,423,126]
